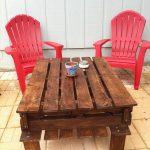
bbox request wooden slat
[17,59,49,113]
[72,58,93,110]
[93,127,108,137]
[77,128,93,137]
[93,57,137,107]
[32,59,49,75]
[20,130,42,142]
[43,58,60,112]
[44,129,58,140]
[82,57,112,109]
[60,129,73,138]
[60,58,76,110]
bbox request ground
[0,66,150,150]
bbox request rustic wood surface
[17,57,137,150]
[17,57,136,113]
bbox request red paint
[5,15,63,93]
[94,10,150,90]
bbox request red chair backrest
[6,15,43,63]
[111,10,146,59]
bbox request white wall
[0,0,150,69]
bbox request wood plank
[23,142,40,150]
[32,59,49,75]
[82,57,112,109]
[44,129,58,140]
[20,130,42,142]
[60,58,76,110]
[17,59,49,113]
[93,127,108,137]
[77,128,93,137]
[29,115,122,130]
[43,58,60,112]
[93,57,137,107]
[72,57,93,110]
[60,129,73,138]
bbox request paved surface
[0,66,150,150]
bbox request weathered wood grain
[82,57,112,108]
[93,57,137,107]
[60,129,73,138]
[44,129,58,140]
[17,59,49,113]
[43,58,60,112]
[72,57,93,110]
[60,58,76,110]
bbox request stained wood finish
[60,129,73,138]
[110,135,126,150]
[17,57,136,150]
[20,130,42,142]
[72,57,93,109]
[23,142,40,150]
[17,59,49,113]
[43,58,61,112]
[60,58,76,110]
[78,128,93,137]
[82,57,112,108]
[44,129,58,140]
[93,127,108,137]
[93,57,137,107]
[78,126,108,138]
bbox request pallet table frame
[17,57,137,150]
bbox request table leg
[23,141,40,150]
[110,134,126,150]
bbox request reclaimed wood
[93,57,137,107]
[17,57,136,150]
[44,129,58,140]
[17,59,49,113]
[43,58,60,112]
[72,57,93,109]
[20,131,42,142]
[78,128,93,137]
[28,115,122,130]
[82,57,112,108]
[77,126,108,138]
[60,58,76,110]
[23,142,40,150]
[93,127,108,137]
[110,135,126,150]
[60,129,73,138]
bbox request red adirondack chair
[5,14,63,93]
[94,10,150,90]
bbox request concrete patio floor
[0,66,150,150]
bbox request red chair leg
[17,72,26,94]
[134,65,142,90]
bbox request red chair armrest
[43,41,63,59]
[93,39,111,57]
[93,39,111,46]
[141,40,150,49]
[5,46,15,55]
[137,40,150,67]
[43,41,63,48]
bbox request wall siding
[1,0,150,49]
[0,0,150,68]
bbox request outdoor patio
[0,65,150,150]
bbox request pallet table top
[17,57,137,114]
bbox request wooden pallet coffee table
[17,57,137,150]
